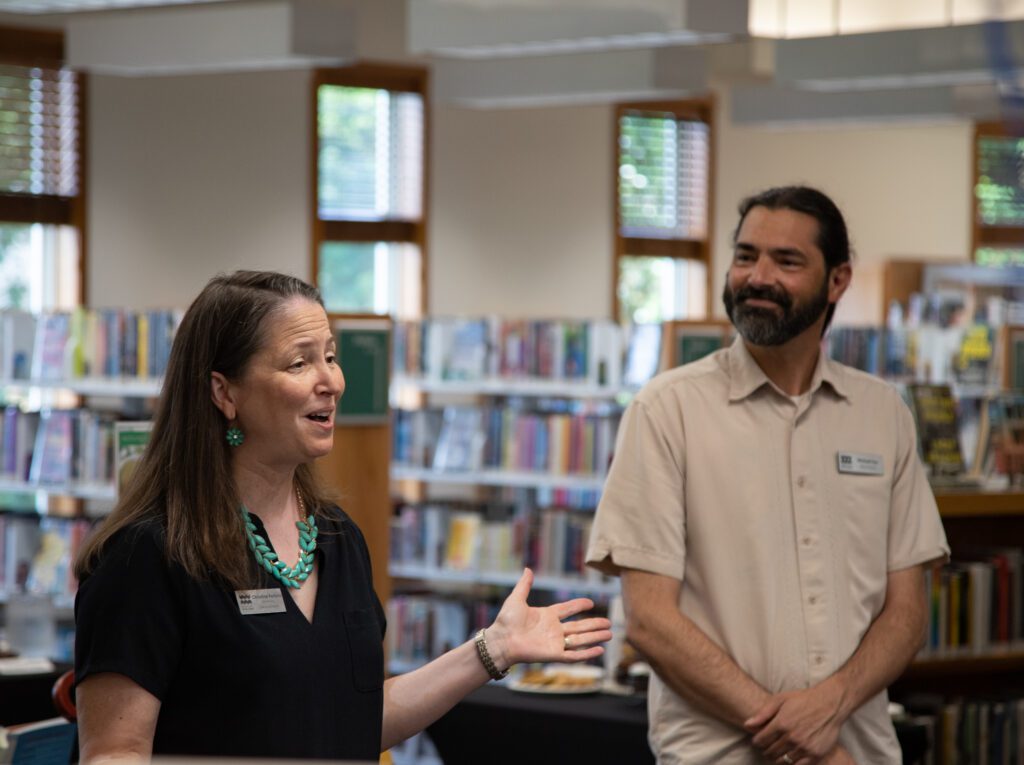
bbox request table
[427,684,929,765]
[0,664,69,726]
[427,684,652,765]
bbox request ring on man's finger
[563,635,572,650]
[781,754,794,765]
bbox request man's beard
[722,274,831,346]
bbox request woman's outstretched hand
[484,568,613,672]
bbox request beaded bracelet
[474,628,510,681]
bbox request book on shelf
[114,421,152,497]
[29,313,69,383]
[661,321,732,370]
[432,407,486,472]
[1,311,36,381]
[0,716,77,765]
[28,410,74,486]
[397,316,624,388]
[1,515,40,594]
[921,546,1024,655]
[906,383,969,482]
[1,408,39,482]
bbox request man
[587,186,949,765]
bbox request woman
[73,270,611,762]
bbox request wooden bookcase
[893,489,1024,697]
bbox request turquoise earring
[226,424,245,447]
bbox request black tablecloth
[0,663,69,726]
[428,684,654,765]
[428,684,929,765]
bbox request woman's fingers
[553,597,596,620]
[562,617,612,636]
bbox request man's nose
[748,255,776,286]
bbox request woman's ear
[210,371,236,420]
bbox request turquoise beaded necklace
[241,489,318,589]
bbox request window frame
[612,98,714,323]
[310,63,429,317]
[0,25,87,306]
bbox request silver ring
[563,635,572,650]
[782,755,794,765]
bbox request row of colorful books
[0,407,117,486]
[901,694,1024,765]
[389,503,602,581]
[921,548,1022,654]
[0,307,182,383]
[0,513,94,600]
[393,405,621,476]
[825,322,1007,388]
[386,595,498,670]
[393,317,625,387]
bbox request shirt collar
[726,335,850,402]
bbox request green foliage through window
[317,85,422,221]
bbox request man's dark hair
[733,185,852,333]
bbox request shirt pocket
[343,608,384,693]
[835,472,891,573]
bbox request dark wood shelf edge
[935,490,1024,518]
[905,649,1024,677]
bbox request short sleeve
[887,397,950,571]
[586,397,686,580]
[74,522,185,700]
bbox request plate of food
[507,664,604,694]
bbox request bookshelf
[0,308,180,664]
[388,317,636,678]
[391,465,607,492]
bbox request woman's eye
[326,354,337,365]
[290,360,305,369]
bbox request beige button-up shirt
[587,339,949,765]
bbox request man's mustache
[734,284,792,311]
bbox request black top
[74,506,386,760]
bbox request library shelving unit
[0,374,164,661]
[893,489,1024,698]
[387,326,629,673]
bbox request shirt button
[802,537,812,546]
[808,596,818,605]
[814,655,824,665]
[796,476,807,488]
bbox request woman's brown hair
[75,270,336,589]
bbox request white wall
[429,103,613,318]
[88,68,311,308]
[79,0,978,322]
[712,91,975,325]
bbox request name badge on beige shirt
[235,588,287,615]
[836,451,884,476]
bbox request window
[0,27,84,311]
[614,100,713,324]
[313,66,427,318]
[973,122,1024,266]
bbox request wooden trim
[321,219,420,244]
[0,193,72,225]
[704,92,717,319]
[316,62,428,94]
[75,72,88,307]
[420,67,431,316]
[0,25,63,67]
[975,225,1024,247]
[620,237,705,260]
[906,649,1024,677]
[612,97,715,322]
[310,70,321,285]
[935,490,1024,517]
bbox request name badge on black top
[836,451,884,476]
[235,588,287,615]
